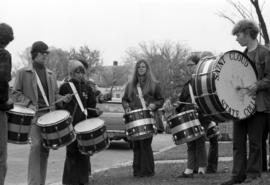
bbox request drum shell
[75,119,110,155]
[123,109,155,141]
[37,111,75,149]
[168,110,205,145]
[7,106,35,144]
[192,56,232,122]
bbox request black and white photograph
[1,0,270,185]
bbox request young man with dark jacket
[0,22,14,185]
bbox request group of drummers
[1,18,270,185]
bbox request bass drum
[192,50,257,122]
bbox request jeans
[187,135,207,170]
[262,113,270,171]
[207,135,219,172]
[232,112,266,180]
[0,111,7,185]
[28,112,50,185]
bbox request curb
[48,142,233,185]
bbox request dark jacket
[122,82,164,111]
[175,80,210,125]
[245,44,270,112]
[59,79,97,125]
[0,48,12,110]
[60,78,97,184]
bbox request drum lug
[88,150,93,156]
[52,144,58,150]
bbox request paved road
[5,134,174,185]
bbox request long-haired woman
[122,59,164,177]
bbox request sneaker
[220,178,244,185]
[176,172,194,178]
[198,171,205,175]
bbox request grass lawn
[89,142,270,185]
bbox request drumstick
[173,101,196,106]
[37,93,78,112]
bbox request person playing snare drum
[176,54,209,177]
[59,59,98,185]
[122,59,164,177]
[12,41,73,185]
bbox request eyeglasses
[39,52,49,56]
[187,63,196,67]
[74,67,85,74]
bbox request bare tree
[46,48,70,80]
[69,46,103,78]
[124,40,190,99]
[219,0,269,47]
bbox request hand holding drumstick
[235,83,257,97]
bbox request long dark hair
[127,59,157,98]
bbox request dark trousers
[132,137,154,176]
[207,135,219,172]
[232,112,266,181]
[62,141,90,185]
[262,113,270,171]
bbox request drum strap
[136,84,147,109]
[35,71,49,107]
[69,82,88,117]
[188,84,196,104]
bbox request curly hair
[0,23,14,47]
[232,19,259,40]
[186,54,200,65]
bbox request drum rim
[126,108,151,114]
[168,109,196,120]
[36,110,70,126]
[8,105,35,116]
[74,118,105,133]
[225,50,258,78]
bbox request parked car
[96,98,130,145]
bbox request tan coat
[12,65,61,111]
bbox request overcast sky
[1,0,270,67]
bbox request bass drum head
[8,105,35,116]
[74,118,105,133]
[37,110,70,126]
[215,50,257,119]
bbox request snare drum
[123,109,155,141]
[192,50,257,122]
[167,109,205,145]
[7,105,35,144]
[206,121,220,139]
[74,118,109,156]
[36,110,75,149]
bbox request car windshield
[98,102,124,113]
